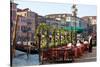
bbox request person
[76,40,81,46]
[88,35,93,52]
[77,40,84,46]
[83,40,89,51]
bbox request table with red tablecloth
[41,43,89,63]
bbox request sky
[14,0,97,17]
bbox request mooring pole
[12,15,20,58]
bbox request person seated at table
[67,43,74,48]
[83,40,89,51]
[79,40,84,44]
[76,40,84,46]
[76,40,81,47]
[84,40,89,44]
[67,43,72,47]
[76,40,85,56]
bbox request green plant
[34,22,76,49]
[34,23,50,49]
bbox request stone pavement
[74,47,97,62]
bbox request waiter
[88,35,93,52]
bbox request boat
[15,44,39,54]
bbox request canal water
[12,50,39,66]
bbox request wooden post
[12,15,20,58]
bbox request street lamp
[72,3,78,44]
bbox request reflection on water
[12,50,39,66]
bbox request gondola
[15,44,39,54]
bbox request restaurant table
[41,46,75,63]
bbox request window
[27,22,32,25]
[24,13,27,16]
[21,26,27,32]
[21,25,31,32]
[62,15,66,17]
[79,21,83,27]
[58,15,61,17]
[50,16,54,18]
[66,22,70,26]
[66,17,71,21]
[21,17,26,22]
[17,25,20,30]
[27,19,32,23]
[30,12,35,17]
[28,12,35,18]
[56,18,61,20]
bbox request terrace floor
[74,47,96,62]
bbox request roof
[81,16,97,19]
[45,13,72,17]
[46,18,60,22]
[10,1,18,5]
[17,8,29,12]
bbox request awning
[63,27,84,33]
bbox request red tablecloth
[41,43,89,62]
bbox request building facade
[82,16,97,38]
[45,13,88,31]
[82,16,96,25]
[37,15,46,27]
[16,8,38,41]
[45,18,61,28]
